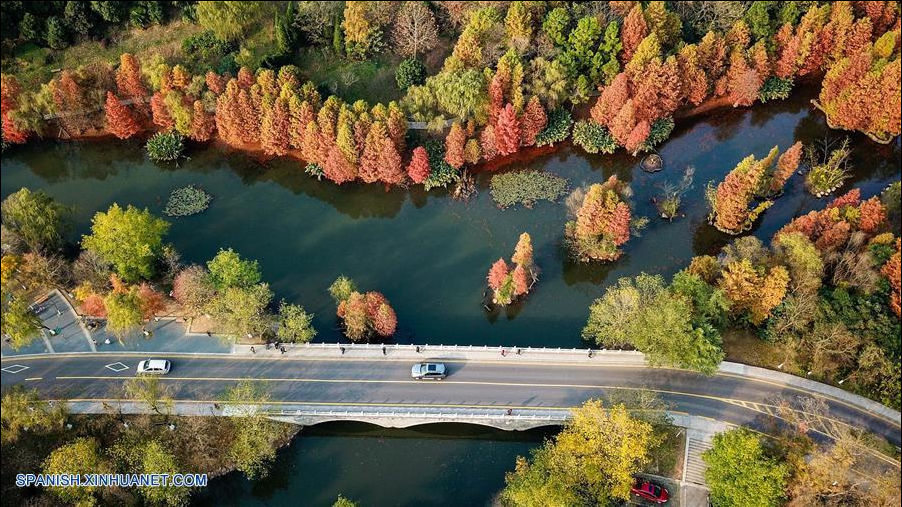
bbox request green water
[2,88,899,505]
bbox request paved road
[2,353,900,451]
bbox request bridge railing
[271,408,569,422]
[291,342,638,354]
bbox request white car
[136,359,171,375]
[411,362,446,380]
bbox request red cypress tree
[609,99,638,148]
[237,89,259,143]
[116,53,148,111]
[494,103,521,156]
[858,197,887,233]
[301,121,322,166]
[324,143,357,184]
[1,75,29,144]
[624,120,650,154]
[105,91,143,139]
[205,71,226,95]
[480,124,499,161]
[725,51,761,107]
[215,80,242,145]
[512,264,529,296]
[881,238,901,317]
[592,73,630,126]
[237,67,255,89]
[774,24,800,79]
[676,45,708,106]
[488,71,506,125]
[150,92,174,129]
[189,100,215,142]
[261,96,291,156]
[622,5,649,63]
[444,122,466,168]
[631,58,682,123]
[487,258,509,290]
[770,142,802,193]
[378,134,406,185]
[290,99,315,150]
[359,122,385,183]
[407,146,431,184]
[520,96,547,147]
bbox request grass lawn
[2,21,206,89]
[722,327,791,372]
[646,424,685,480]
[294,47,404,105]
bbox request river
[2,87,899,505]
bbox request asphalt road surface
[2,353,900,451]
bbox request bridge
[2,345,899,451]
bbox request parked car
[411,362,446,380]
[136,359,171,375]
[631,479,670,504]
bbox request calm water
[2,88,899,505]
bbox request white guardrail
[272,409,568,421]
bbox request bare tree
[393,1,439,58]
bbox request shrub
[805,139,851,197]
[535,108,573,147]
[182,30,236,71]
[759,77,793,102]
[146,131,185,162]
[572,120,617,154]
[639,118,675,152]
[490,170,569,209]
[395,58,427,90]
[305,163,324,180]
[164,185,212,217]
[423,140,459,191]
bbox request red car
[631,479,670,504]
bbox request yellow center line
[24,377,42,381]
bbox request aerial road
[2,353,900,452]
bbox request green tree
[1,296,46,350]
[502,401,657,505]
[123,375,172,415]
[208,284,273,337]
[82,204,170,282]
[42,437,111,505]
[1,386,67,443]
[196,1,262,40]
[104,288,144,339]
[18,13,43,43]
[333,495,358,507]
[582,274,724,374]
[45,16,69,50]
[395,58,427,90]
[329,275,357,304]
[703,428,788,507]
[133,440,188,506]
[224,379,286,479]
[207,247,261,290]
[1,187,67,252]
[277,301,316,343]
[90,1,126,23]
[64,1,95,38]
[745,1,774,41]
[542,7,570,47]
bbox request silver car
[136,359,171,375]
[411,362,446,380]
